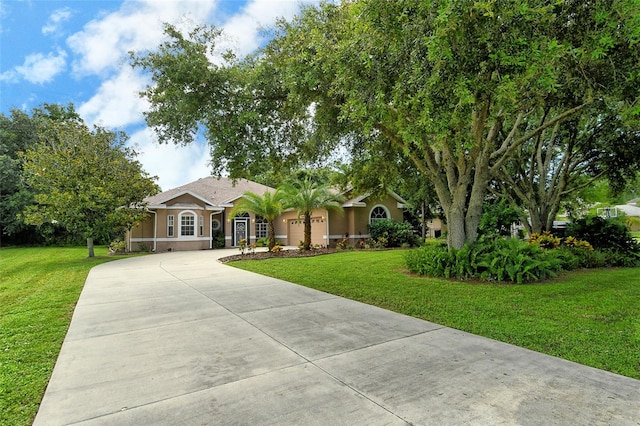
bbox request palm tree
[281,177,344,250]
[230,190,284,251]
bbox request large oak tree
[132,0,640,249]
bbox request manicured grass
[0,247,130,426]
[231,250,640,379]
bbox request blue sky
[1,0,317,190]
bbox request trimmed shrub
[405,242,453,277]
[405,237,562,284]
[212,231,225,249]
[108,239,126,254]
[568,216,639,252]
[567,216,640,267]
[528,231,561,249]
[255,237,269,247]
[369,219,418,248]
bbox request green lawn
[231,250,640,379]
[2,247,638,425]
[0,247,130,426]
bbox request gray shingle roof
[145,177,275,207]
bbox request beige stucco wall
[128,194,218,252]
[127,192,413,251]
[326,194,404,247]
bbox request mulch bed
[218,248,338,263]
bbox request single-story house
[126,176,441,252]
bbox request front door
[233,218,248,246]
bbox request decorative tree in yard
[281,177,344,251]
[21,121,159,257]
[230,190,285,251]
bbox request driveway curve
[35,250,640,425]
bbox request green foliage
[263,0,640,249]
[478,198,521,238]
[496,107,640,235]
[108,239,126,254]
[212,230,226,249]
[132,0,640,250]
[408,223,639,281]
[406,238,563,284]
[230,190,285,250]
[368,219,417,248]
[405,242,453,278]
[255,237,269,247]
[0,104,81,244]
[528,231,561,249]
[280,176,344,250]
[567,216,640,266]
[336,238,354,250]
[130,24,314,181]
[20,121,159,256]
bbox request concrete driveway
[34,250,640,425]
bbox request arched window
[179,211,196,236]
[369,205,390,224]
[255,216,268,239]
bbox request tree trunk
[528,203,545,234]
[446,206,466,250]
[465,164,490,245]
[87,237,95,258]
[303,212,312,250]
[421,201,426,239]
[268,221,276,250]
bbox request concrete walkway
[35,250,640,425]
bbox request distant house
[125,177,439,252]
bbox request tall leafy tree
[0,104,81,244]
[130,24,313,181]
[265,0,639,249]
[494,107,640,233]
[281,177,344,250]
[131,0,640,249]
[230,190,285,250]
[21,121,159,257]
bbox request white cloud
[0,70,18,83]
[78,67,149,128]
[221,0,309,56]
[42,7,73,36]
[128,127,211,191]
[2,50,68,84]
[67,0,219,76]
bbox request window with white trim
[199,215,204,236]
[369,205,389,224]
[255,216,268,239]
[181,214,195,236]
[167,215,174,237]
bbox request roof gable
[342,188,407,208]
[152,190,212,207]
[145,177,276,208]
